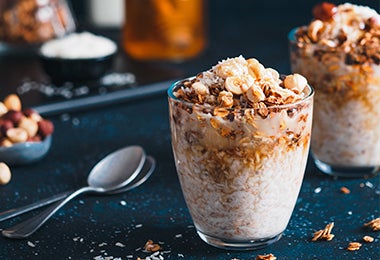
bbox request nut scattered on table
[256,253,277,260]
[312,222,335,241]
[0,94,54,147]
[340,186,350,194]
[347,242,362,251]
[0,162,11,185]
[363,235,374,243]
[363,218,380,231]
[143,239,161,252]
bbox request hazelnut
[6,127,28,143]
[312,2,337,21]
[19,117,38,137]
[225,76,244,95]
[38,119,54,138]
[0,119,14,136]
[0,162,11,185]
[3,94,22,111]
[2,110,23,125]
[23,108,42,122]
[283,74,308,94]
[0,138,13,147]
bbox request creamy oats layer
[169,56,313,240]
[290,3,380,167]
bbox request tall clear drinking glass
[168,78,314,250]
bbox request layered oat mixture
[169,56,313,240]
[290,3,380,167]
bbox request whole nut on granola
[312,2,337,21]
[283,74,308,94]
[0,162,11,185]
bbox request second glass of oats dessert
[289,2,380,177]
[168,56,314,250]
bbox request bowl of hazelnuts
[0,94,54,165]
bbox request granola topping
[295,3,380,66]
[174,56,308,112]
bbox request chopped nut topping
[340,186,351,194]
[312,222,335,241]
[363,235,374,243]
[256,253,277,260]
[173,56,307,113]
[143,239,161,252]
[364,218,380,231]
[295,3,380,66]
[347,242,362,251]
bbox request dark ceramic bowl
[0,135,52,165]
[38,52,115,84]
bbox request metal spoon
[0,155,155,223]
[2,145,146,239]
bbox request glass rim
[167,77,314,111]
[287,26,307,43]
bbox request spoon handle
[2,186,95,239]
[0,191,71,222]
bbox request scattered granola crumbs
[363,235,374,243]
[115,242,126,247]
[138,251,164,260]
[98,242,107,247]
[312,222,335,241]
[340,186,350,194]
[364,218,380,231]
[314,187,322,194]
[347,242,362,251]
[144,240,161,252]
[360,183,365,188]
[256,253,277,260]
[27,241,36,247]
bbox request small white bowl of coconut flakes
[39,31,117,83]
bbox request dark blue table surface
[0,1,379,259]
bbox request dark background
[0,1,379,259]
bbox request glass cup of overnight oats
[168,56,314,250]
[289,2,380,178]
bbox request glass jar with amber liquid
[122,0,207,61]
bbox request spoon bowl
[87,145,146,190]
